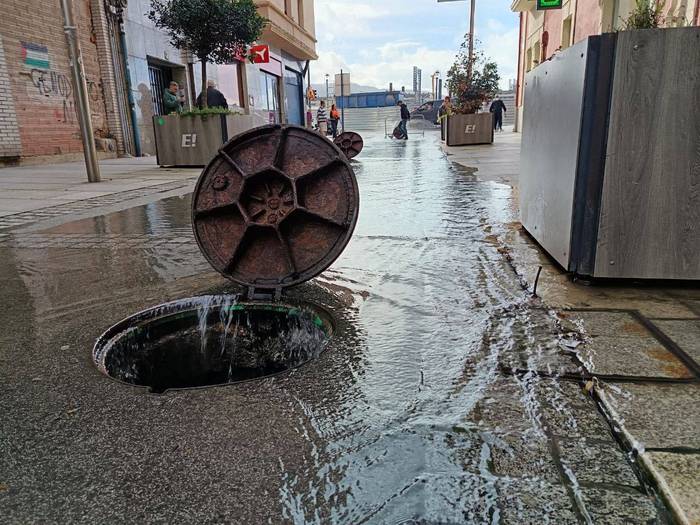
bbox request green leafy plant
[446,37,500,115]
[622,0,666,30]
[148,0,265,108]
[179,106,243,118]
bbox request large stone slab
[580,487,661,524]
[601,383,700,449]
[647,451,700,525]
[571,311,648,337]
[557,439,639,487]
[536,380,613,441]
[497,479,578,524]
[652,319,700,365]
[578,335,692,379]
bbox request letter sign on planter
[181,134,197,148]
[537,0,563,9]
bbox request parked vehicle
[411,100,442,125]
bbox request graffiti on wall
[18,42,103,125]
[22,68,101,103]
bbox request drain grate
[94,296,333,393]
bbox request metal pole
[340,69,345,133]
[468,0,476,80]
[60,0,100,182]
[118,22,141,156]
[325,74,329,99]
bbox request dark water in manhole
[94,296,333,393]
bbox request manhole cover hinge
[247,286,282,302]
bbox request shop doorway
[284,68,304,126]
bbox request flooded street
[0,132,667,523]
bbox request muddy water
[0,132,666,523]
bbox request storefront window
[259,71,280,124]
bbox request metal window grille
[149,65,166,116]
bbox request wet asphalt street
[0,131,669,523]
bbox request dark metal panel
[569,33,617,276]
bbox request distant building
[335,91,401,109]
[510,0,700,131]
[412,66,422,98]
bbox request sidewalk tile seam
[644,447,700,455]
[637,316,700,378]
[564,307,700,378]
[501,364,700,385]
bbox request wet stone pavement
[0,132,671,523]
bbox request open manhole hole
[93,296,333,393]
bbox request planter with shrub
[153,108,263,167]
[444,38,500,146]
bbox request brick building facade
[0,0,114,162]
[0,39,22,157]
[0,0,319,164]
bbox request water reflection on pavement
[0,132,667,524]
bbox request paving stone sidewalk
[0,157,199,231]
[445,132,700,525]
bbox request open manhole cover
[95,125,356,392]
[333,131,364,159]
[192,124,359,291]
[93,296,333,393]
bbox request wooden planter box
[520,27,700,280]
[445,113,494,146]
[153,113,259,167]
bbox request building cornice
[256,0,318,44]
[511,0,535,12]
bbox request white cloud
[312,0,519,90]
[315,1,393,38]
[311,44,458,92]
[479,25,520,86]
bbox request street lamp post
[325,73,329,100]
[437,0,476,78]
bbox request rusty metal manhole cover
[192,125,359,290]
[334,131,364,159]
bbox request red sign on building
[249,44,270,64]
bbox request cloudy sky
[311,0,520,91]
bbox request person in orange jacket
[329,104,340,138]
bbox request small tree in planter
[446,38,500,115]
[148,0,265,109]
[443,37,500,145]
[622,0,666,30]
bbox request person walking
[329,104,340,138]
[397,100,410,140]
[196,79,228,109]
[489,95,507,132]
[163,81,183,114]
[317,101,328,136]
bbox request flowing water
[0,131,668,523]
